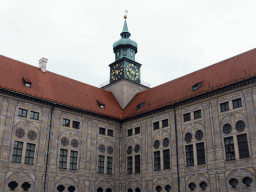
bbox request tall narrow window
[154,151,161,171]
[135,127,140,135]
[131,51,133,57]
[12,141,23,163]
[135,155,140,173]
[98,155,105,173]
[163,149,170,169]
[59,149,68,169]
[237,134,249,159]
[70,151,78,170]
[224,137,235,160]
[153,122,159,130]
[162,119,168,128]
[127,156,133,174]
[196,142,205,165]
[194,110,201,119]
[220,102,229,112]
[107,157,113,174]
[25,143,35,165]
[232,98,242,109]
[123,49,127,56]
[185,145,194,166]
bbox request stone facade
[0,77,256,192]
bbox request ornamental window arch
[58,130,81,170]
[4,172,35,191]
[220,112,251,161]
[152,178,173,192]
[126,181,142,192]
[226,168,255,190]
[54,177,78,192]
[96,137,115,174]
[183,123,206,167]
[10,121,40,165]
[185,174,210,192]
[95,181,114,192]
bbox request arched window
[106,188,112,192]
[128,188,133,192]
[135,188,141,192]
[97,187,103,192]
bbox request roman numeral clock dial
[126,63,139,81]
[111,63,123,81]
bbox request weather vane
[124,10,128,19]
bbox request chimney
[39,58,48,73]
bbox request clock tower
[102,16,149,109]
[109,15,141,84]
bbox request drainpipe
[43,103,55,192]
[174,107,180,192]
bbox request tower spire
[121,15,130,38]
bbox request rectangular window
[59,149,68,169]
[108,129,114,137]
[62,119,70,127]
[196,142,205,165]
[194,110,201,119]
[127,156,133,174]
[25,143,35,165]
[163,149,170,169]
[123,49,127,56]
[183,113,191,122]
[224,137,235,160]
[30,111,39,120]
[72,121,80,129]
[18,108,27,117]
[153,122,159,130]
[131,51,133,57]
[237,134,249,159]
[117,51,120,57]
[220,102,229,112]
[162,119,168,128]
[154,151,161,171]
[107,157,113,174]
[135,155,140,173]
[12,141,23,163]
[70,150,78,170]
[135,127,140,135]
[185,145,194,166]
[99,127,106,135]
[127,129,133,137]
[233,98,242,109]
[98,155,105,173]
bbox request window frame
[135,155,140,173]
[30,111,39,120]
[154,151,161,171]
[59,149,68,169]
[98,155,105,173]
[72,121,80,129]
[107,156,113,174]
[224,136,236,161]
[135,127,140,135]
[220,102,229,112]
[62,118,70,127]
[163,149,170,170]
[127,129,133,137]
[99,127,106,135]
[108,129,114,137]
[127,156,133,174]
[153,122,160,130]
[237,134,249,159]
[196,142,205,165]
[25,143,35,165]
[232,98,242,109]
[18,108,28,117]
[185,144,194,166]
[183,113,191,122]
[70,150,78,170]
[162,119,168,128]
[194,110,201,119]
[12,141,23,163]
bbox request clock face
[126,63,139,81]
[111,63,123,81]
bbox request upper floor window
[108,129,114,137]
[196,142,205,165]
[98,155,105,173]
[220,102,229,112]
[194,110,201,119]
[127,129,133,137]
[127,156,133,174]
[59,149,68,169]
[107,157,113,174]
[232,98,242,109]
[183,113,191,122]
[135,127,140,135]
[185,144,194,166]
[70,150,78,170]
[62,119,70,127]
[123,49,127,56]
[224,137,235,161]
[153,122,159,130]
[154,151,161,171]
[12,141,23,163]
[18,108,27,117]
[72,121,80,129]
[30,111,39,120]
[117,51,120,57]
[99,127,106,135]
[237,134,249,159]
[163,149,170,169]
[131,51,133,57]
[25,143,35,165]
[135,155,140,173]
[162,119,168,128]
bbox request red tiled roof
[122,48,256,119]
[1,48,256,120]
[0,55,123,119]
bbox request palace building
[0,16,256,192]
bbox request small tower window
[117,51,120,57]
[22,77,31,88]
[131,51,133,57]
[123,49,127,56]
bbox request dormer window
[192,82,202,91]
[23,78,31,88]
[97,100,105,109]
[136,102,145,110]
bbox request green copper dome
[113,19,138,49]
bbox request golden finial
[124,15,127,19]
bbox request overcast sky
[1,0,256,88]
